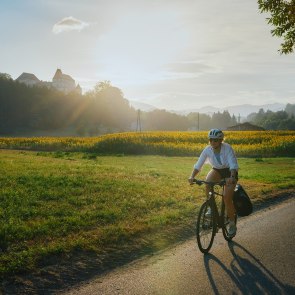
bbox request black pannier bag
[233,184,253,217]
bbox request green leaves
[258,0,295,54]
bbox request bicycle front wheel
[196,201,215,254]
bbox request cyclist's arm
[226,145,238,184]
[230,169,238,179]
[226,145,239,176]
[194,147,208,171]
[188,148,208,184]
[188,168,199,184]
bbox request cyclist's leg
[223,181,236,221]
[205,169,221,196]
[204,170,222,217]
[223,181,237,237]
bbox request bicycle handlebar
[193,179,226,186]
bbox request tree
[211,111,234,130]
[93,80,112,93]
[85,81,136,131]
[258,0,295,54]
[0,73,12,80]
[144,109,190,131]
[285,103,295,116]
[246,107,295,130]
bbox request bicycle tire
[221,200,237,241]
[196,201,215,254]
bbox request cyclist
[188,128,239,237]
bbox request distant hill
[129,101,286,117]
[129,100,157,112]
[170,103,286,117]
[222,103,285,117]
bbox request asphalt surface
[62,198,295,295]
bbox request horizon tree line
[0,73,294,136]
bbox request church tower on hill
[52,69,76,94]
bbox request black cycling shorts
[213,168,238,180]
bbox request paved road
[63,199,295,295]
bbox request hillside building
[15,69,82,95]
[16,73,40,87]
[226,122,265,131]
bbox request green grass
[0,150,294,277]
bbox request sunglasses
[209,139,221,142]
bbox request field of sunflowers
[0,130,294,157]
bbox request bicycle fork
[208,194,223,235]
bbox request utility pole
[197,112,200,131]
[136,109,142,132]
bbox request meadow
[0,143,294,278]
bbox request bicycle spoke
[196,202,215,253]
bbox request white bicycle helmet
[208,128,224,139]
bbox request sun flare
[95,10,190,87]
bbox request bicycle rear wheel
[196,201,215,254]
[221,200,237,241]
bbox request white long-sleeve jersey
[194,142,239,171]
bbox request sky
[1,0,295,111]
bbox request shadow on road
[203,241,295,295]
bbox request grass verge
[0,150,294,291]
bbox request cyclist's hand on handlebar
[188,177,195,185]
[188,178,203,185]
[194,179,203,186]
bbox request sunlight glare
[95,10,190,87]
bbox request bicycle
[193,179,237,254]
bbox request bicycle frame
[194,178,237,253]
[207,185,225,231]
[194,179,226,229]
